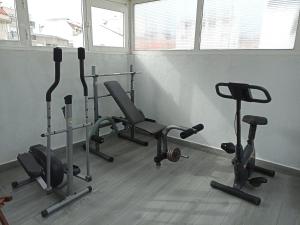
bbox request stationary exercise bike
[211,82,275,205]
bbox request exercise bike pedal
[248,177,267,187]
[221,142,235,154]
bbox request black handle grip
[192,124,204,132]
[215,83,233,99]
[180,129,194,139]
[78,47,85,60]
[46,48,62,102]
[78,48,88,97]
[53,47,62,62]
[248,85,272,103]
[180,123,204,139]
[64,95,72,104]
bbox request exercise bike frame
[211,82,275,205]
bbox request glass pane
[0,0,19,41]
[91,7,124,47]
[134,0,197,50]
[200,0,300,49]
[27,0,83,47]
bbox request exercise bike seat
[243,115,268,126]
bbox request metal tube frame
[46,101,52,192]
[65,99,74,195]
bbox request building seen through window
[0,0,18,41]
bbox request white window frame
[87,0,129,53]
[199,0,300,51]
[25,0,86,51]
[131,0,300,54]
[0,0,30,48]
[131,0,202,52]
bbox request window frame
[0,0,30,47]
[25,0,86,51]
[131,0,300,53]
[199,0,300,50]
[87,0,129,53]
[131,0,201,52]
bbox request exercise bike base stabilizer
[211,82,275,205]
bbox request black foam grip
[53,47,62,62]
[78,47,85,60]
[78,48,88,96]
[193,124,204,132]
[180,128,194,139]
[64,95,72,104]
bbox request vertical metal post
[130,64,135,137]
[65,96,73,195]
[46,101,51,191]
[130,64,135,103]
[92,66,99,122]
[236,100,242,162]
[92,66,100,154]
[84,95,91,180]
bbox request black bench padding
[17,153,43,178]
[104,81,145,124]
[135,121,166,135]
[104,81,166,135]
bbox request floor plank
[0,135,299,225]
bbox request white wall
[0,48,128,164]
[133,52,300,170]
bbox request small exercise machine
[12,48,92,217]
[211,82,275,205]
[104,80,204,166]
[0,196,11,225]
[84,65,144,162]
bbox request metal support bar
[41,122,92,137]
[85,72,140,78]
[88,91,131,100]
[84,95,91,180]
[41,186,92,217]
[65,99,73,195]
[46,101,51,191]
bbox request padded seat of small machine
[17,153,43,178]
[135,121,166,135]
[243,115,268,125]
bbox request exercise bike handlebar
[46,47,62,102]
[248,85,272,103]
[215,83,233,100]
[78,48,88,97]
[215,82,271,103]
[180,124,204,139]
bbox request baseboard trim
[168,136,300,177]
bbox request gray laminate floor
[0,134,299,225]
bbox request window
[0,0,19,41]
[200,0,300,49]
[134,0,198,50]
[27,0,84,48]
[91,7,124,47]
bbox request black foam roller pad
[193,124,204,132]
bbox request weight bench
[104,81,204,165]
